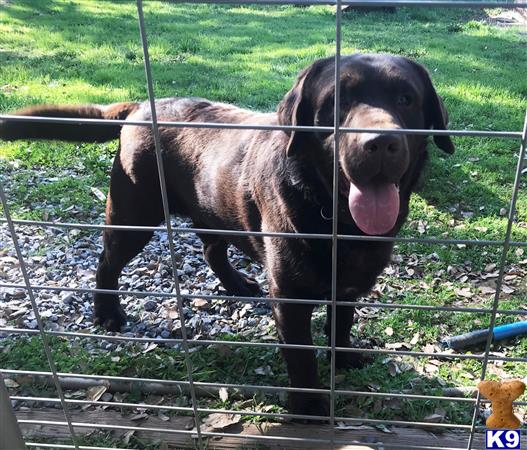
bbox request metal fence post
[0,374,26,450]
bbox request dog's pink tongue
[348,181,400,235]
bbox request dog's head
[278,53,454,236]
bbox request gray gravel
[0,215,274,346]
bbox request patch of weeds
[33,433,178,450]
[447,23,463,33]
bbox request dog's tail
[0,102,140,142]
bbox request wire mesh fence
[1,0,526,449]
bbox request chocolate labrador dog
[0,54,454,416]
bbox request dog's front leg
[325,303,368,369]
[271,299,329,418]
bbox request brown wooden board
[17,409,486,450]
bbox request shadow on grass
[1,2,525,100]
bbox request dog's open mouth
[347,179,400,236]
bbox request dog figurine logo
[479,379,524,450]
[478,379,525,429]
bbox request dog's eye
[397,94,413,107]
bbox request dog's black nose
[363,133,404,155]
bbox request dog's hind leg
[200,235,262,297]
[94,155,163,331]
[95,226,156,331]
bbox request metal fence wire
[0,0,526,449]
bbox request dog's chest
[283,238,393,299]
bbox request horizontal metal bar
[10,396,328,422]
[15,405,473,430]
[0,218,330,240]
[12,395,193,413]
[0,368,331,396]
[3,218,527,248]
[335,389,526,407]
[339,301,526,315]
[0,219,167,233]
[0,114,522,139]
[0,282,178,299]
[0,282,333,306]
[0,326,319,351]
[2,282,527,315]
[335,415,472,430]
[16,418,474,444]
[6,368,520,410]
[338,234,527,248]
[334,389,475,403]
[14,419,354,445]
[17,389,526,414]
[0,375,475,405]
[2,327,526,362]
[0,368,487,408]
[26,445,135,450]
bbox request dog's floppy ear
[411,61,455,154]
[277,60,326,156]
[432,94,455,154]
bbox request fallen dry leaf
[501,284,515,294]
[122,430,135,445]
[422,343,436,354]
[386,360,401,377]
[192,298,210,310]
[87,385,107,402]
[3,378,19,389]
[375,424,394,433]
[485,263,497,272]
[479,285,496,295]
[424,413,445,423]
[166,307,179,320]
[158,411,170,422]
[130,413,149,421]
[385,342,411,350]
[90,187,106,202]
[455,288,474,299]
[143,342,158,353]
[202,413,241,431]
[335,423,375,430]
[219,387,229,402]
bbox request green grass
[1,0,527,442]
[31,434,188,450]
[1,1,526,258]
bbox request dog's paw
[241,275,263,296]
[288,392,330,422]
[93,304,127,332]
[226,273,263,298]
[327,350,373,370]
